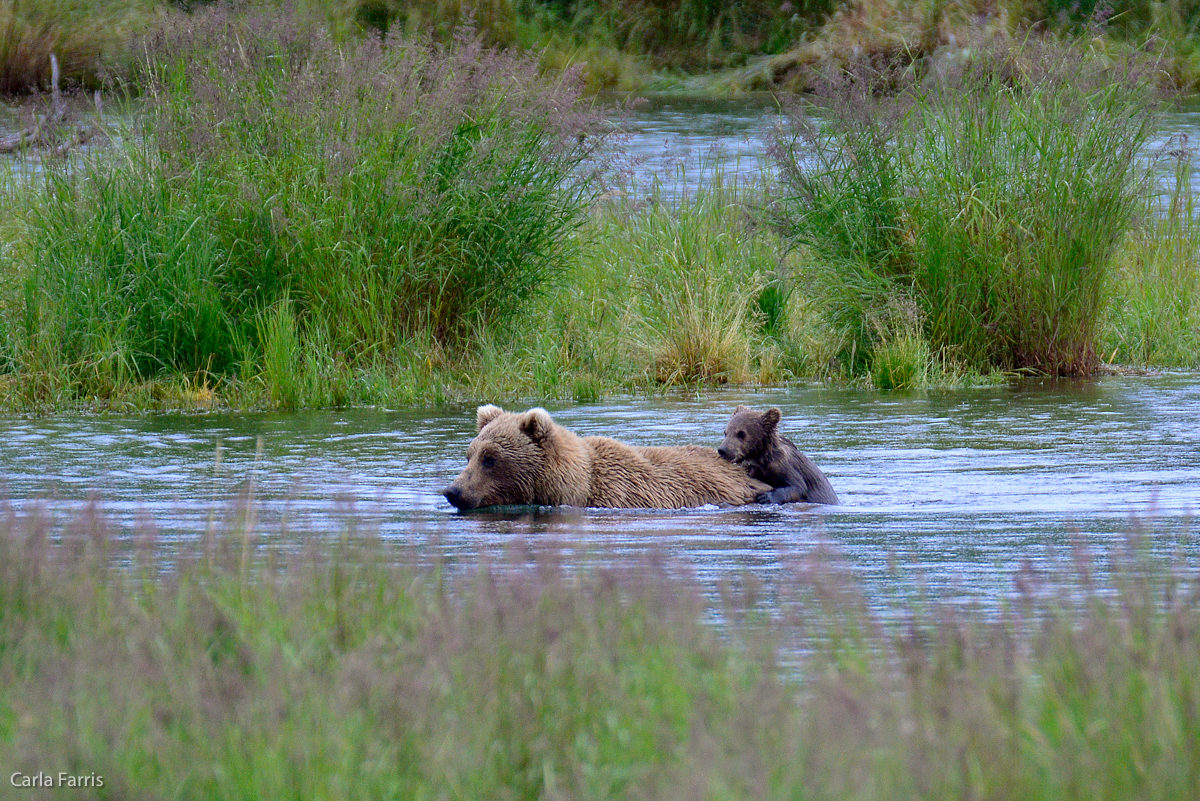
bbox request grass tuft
[773,39,1163,377]
[1104,145,1200,367]
[2,6,606,407]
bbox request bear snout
[442,484,468,510]
[717,446,732,461]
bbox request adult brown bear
[442,405,769,509]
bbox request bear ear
[519,408,555,445]
[476,404,505,432]
[734,405,749,414]
[763,407,782,431]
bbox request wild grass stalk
[1,505,1197,798]
[773,40,1162,377]
[560,166,819,387]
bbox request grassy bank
[1,505,1197,798]
[1,9,608,410]
[4,150,1199,410]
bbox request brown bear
[717,405,839,505]
[442,405,771,510]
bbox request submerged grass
[1,504,1197,798]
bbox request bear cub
[717,406,839,505]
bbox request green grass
[4,8,1200,411]
[0,0,156,93]
[1,505,1197,798]
[1103,152,1200,368]
[773,39,1162,378]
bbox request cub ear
[519,408,555,445]
[763,407,782,431]
[476,404,505,432]
[734,405,750,414]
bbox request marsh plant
[774,40,1163,377]
[6,7,606,401]
[1,504,1197,799]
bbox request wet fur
[717,406,839,505]
[443,405,771,510]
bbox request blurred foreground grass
[1,503,1197,799]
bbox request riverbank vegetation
[2,4,1200,409]
[1,506,1197,798]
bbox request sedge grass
[1,504,1198,798]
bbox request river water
[2,376,1197,604]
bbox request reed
[1,504,1196,798]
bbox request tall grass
[4,7,604,403]
[1105,147,1200,367]
[1,504,1197,798]
[773,40,1162,377]
[553,167,823,388]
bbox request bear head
[717,405,781,464]
[442,405,587,510]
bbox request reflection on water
[2,375,1197,607]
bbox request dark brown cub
[717,406,839,505]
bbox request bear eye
[736,430,746,440]
[481,455,496,469]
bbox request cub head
[717,405,781,464]
[442,405,559,510]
